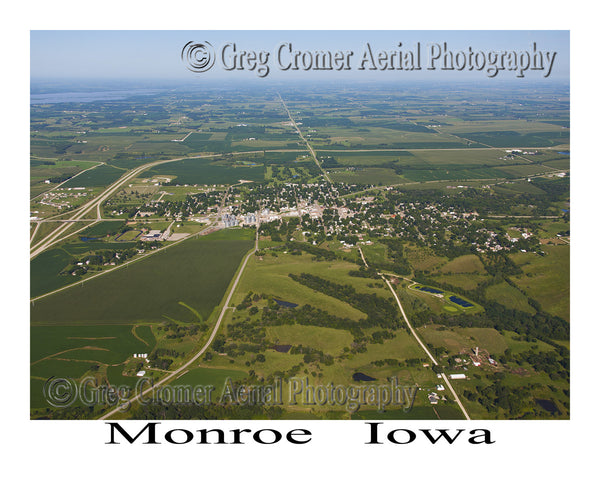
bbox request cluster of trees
[261,303,359,332]
[227,317,266,346]
[371,238,411,275]
[370,330,395,344]
[349,266,380,279]
[60,247,139,277]
[160,323,203,340]
[480,252,523,277]
[462,374,532,417]
[288,273,400,330]
[236,291,257,311]
[289,345,334,366]
[131,402,285,420]
[47,173,74,183]
[33,405,97,420]
[259,218,301,242]
[371,358,400,367]
[516,349,569,381]
[284,241,337,261]
[144,191,221,219]
[148,348,184,370]
[212,332,263,358]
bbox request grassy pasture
[170,367,247,387]
[234,254,366,321]
[405,245,447,271]
[509,245,570,320]
[540,158,570,169]
[360,242,388,265]
[431,274,487,291]
[80,221,126,237]
[265,324,353,356]
[438,255,485,274]
[417,325,509,355]
[352,404,464,420]
[485,281,536,314]
[343,330,425,368]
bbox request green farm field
[30,324,156,409]
[30,228,255,325]
[328,167,408,185]
[30,248,82,297]
[61,164,125,188]
[140,157,265,185]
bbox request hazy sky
[31,30,569,83]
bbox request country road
[278,93,331,183]
[98,220,260,419]
[357,246,471,420]
[382,277,471,420]
[30,151,257,260]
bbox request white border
[6,1,596,477]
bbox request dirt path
[31,346,109,366]
[131,325,150,347]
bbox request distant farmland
[30,228,255,325]
[61,164,125,188]
[140,157,264,185]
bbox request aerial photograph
[29,30,570,421]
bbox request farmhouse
[428,393,440,404]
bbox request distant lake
[30,89,164,104]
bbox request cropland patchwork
[30,81,569,420]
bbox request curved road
[99,223,259,419]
